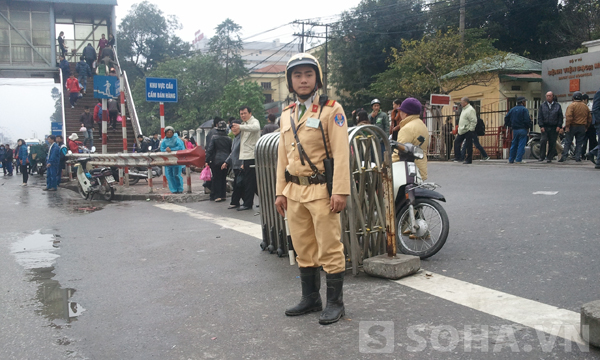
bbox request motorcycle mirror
[417,136,425,146]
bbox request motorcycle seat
[89,168,103,174]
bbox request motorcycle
[391,136,449,259]
[528,131,575,160]
[127,165,162,185]
[73,157,116,201]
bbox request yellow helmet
[285,53,323,93]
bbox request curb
[61,181,210,203]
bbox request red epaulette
[325,100,336,107]
[284,103,297,111]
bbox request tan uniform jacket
[276,95,350,202]
[565,101,591,128]
[395,114,429,180]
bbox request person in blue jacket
[160,126,185,193]
[504,96,531,164]
[44,135,60,191]
[15,139,29,186]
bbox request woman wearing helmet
[160,126,186,193]
[275,53,350,325]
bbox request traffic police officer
[275,53,350,325]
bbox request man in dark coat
[537,91,563,163]
[82,43,97,70]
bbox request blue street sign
[145,77,178,103]
[51,122,62,131]
[93,75,120,99]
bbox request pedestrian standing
[230,106,260,211]
[275,53,350,325]
[441,116,454,160]
[505,96,532,164]
[44,135,59,191]
[0,145,6,175]
[4,144,13,176]
[205,121,232,202]
[108,34,115,48]
[581,94,597,161]
[56,135,67,185]
[107,98,119,130]
[15,139,29,186]
[559,92,591,162]
[453,97,477,164]
[80,106,94,148]
[57,31,68,57]
[369,99,389,134]
[97,34,108,61]
[93,99,102,124]
[390,99,402,141]
[150,133,160,151]
[262,114,280,135]
[537,91,563,163]
[66,73,81,108]
[76,56,92,94]
[160,126,185,193]
[592,87,600,169]
[223,120,243,209]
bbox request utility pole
[301,23,305,52]
[323,24,328,95]
[459,0,465,43]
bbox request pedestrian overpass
[0,0,141,152]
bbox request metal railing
[112,48,142,140]
[59,70,66,140]
[255,125,396,275]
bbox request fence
[424,99,541,160]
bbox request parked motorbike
[528,131,575,160]
[73,157,116,201]
[391,137,449,259]
[128,166,162,185]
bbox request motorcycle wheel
[530,140,541,159]
[396,199,449,259]
[77,183,89,200]
[129,177,140,185]
[99,180,114,201]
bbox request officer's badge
[334,113,345,127]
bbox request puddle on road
[11,231,85,324]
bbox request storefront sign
[542,52,600,100]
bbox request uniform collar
[296,93,317,110]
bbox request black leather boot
[319,272,345,325]
[285,267,322,316]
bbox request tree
[214,80,266,124]
[132,54,227,134]
[49,87,62,123]
[327,0,426,111]
[208,19,247,85]
[371,29,502,101]
[118,1,190,85]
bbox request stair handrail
[112,48,142,140]
[59,70,66,140]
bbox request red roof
[252,65,287,74]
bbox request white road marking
[154,203,263,239]
[396,270,584,345]
[533,191,559,195]
[155,203,585,345]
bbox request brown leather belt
[285,171,327,186]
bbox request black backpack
[475,118,486,136]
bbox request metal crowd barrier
[255,125,395,275]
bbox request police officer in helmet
[275,53,350,325]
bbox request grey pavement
[1,162,600,359]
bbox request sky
[0,0,362,142]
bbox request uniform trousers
[287,197,345,274]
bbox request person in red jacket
[93,99,102,123]
[65,73,81,108]
[67,133,80,153]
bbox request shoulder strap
[290,106,320,175]
[317,95,331,159]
